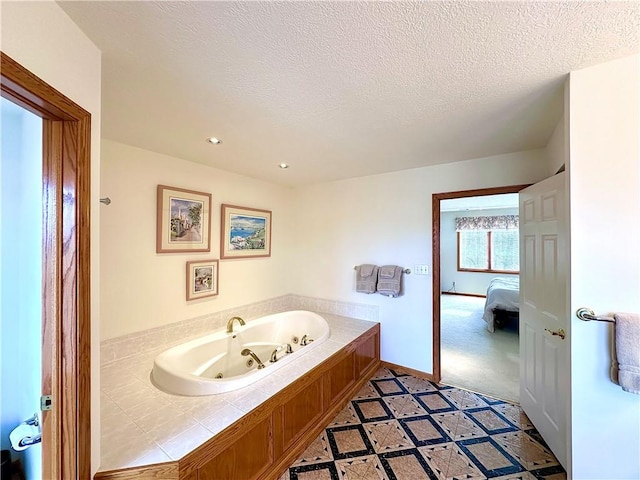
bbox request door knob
[544,328,566,340]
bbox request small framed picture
[221,204,272,259]
[157,185,212,253]
[186,259,219,301]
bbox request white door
[519,172,569,468]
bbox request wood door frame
[1,52,91,479]
[431,184,529,383]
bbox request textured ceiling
[58,1,639,186]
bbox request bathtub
[151,310,331,396]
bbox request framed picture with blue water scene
[186,259,219,300]
[157,185,212,253]
[220,204,272,259]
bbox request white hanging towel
[377,265,402,297]
[614,312,640,395]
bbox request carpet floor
[440,295,519,403]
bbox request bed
[482,277,520,332]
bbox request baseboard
[380,361,436,382]
[441,292,486,298]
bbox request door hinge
[40,395,53,411]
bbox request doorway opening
[1,52,91,478]
[432,184,529,401]
[439,193,520,402]
[1,96,44,478]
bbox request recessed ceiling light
[278,163,289,169]
[207,137,222,145]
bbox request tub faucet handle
[301,335,314,346]
[271,343,294,362]
[241,348,265,369]
[270,345,284,363]
[226,316,246,334]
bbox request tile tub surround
[101,295,379,364]
[99,313,379,473]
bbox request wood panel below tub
[95,323,380,480]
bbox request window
[455,215,519,273]
[458,229,519,273]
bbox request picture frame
[186,259,219,301]
[221,204,272,259]
[157,185,212,253]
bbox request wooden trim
[456,231,462,271]
[1,51,92,479]
[432,195,442,383]
[441,292,486,298]
[0,53,90,120]
[432,184,529,385]
[41,118,62,480]
[94,463,179,480]
[434,185,531,201]
[76,117,92,479]
[458,268,519,274]
[61,120,80,478]
[488,231,493,271]
[380,361,436,382]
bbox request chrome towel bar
[576,307,615,323]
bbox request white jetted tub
[151,310,330,395]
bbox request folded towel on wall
[377,265,402,297]
[614,312,640,395]
[356,264,378,294]
[379,265,397,278]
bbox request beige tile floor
[280,367,566,480]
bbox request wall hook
[100,197,111,205]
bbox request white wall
[568,54,640,479]
[0,1,102,474]
[1,98,43,480]
[440,207,519,296]
[291,149,549,372]
[100,140,295,339]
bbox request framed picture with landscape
[157,185,211,253]
[220,204,272,259]
[186,259,219,300]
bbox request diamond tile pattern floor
[280,367,566,480]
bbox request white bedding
[482,277,520,332]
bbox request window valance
[455,215,519,231]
